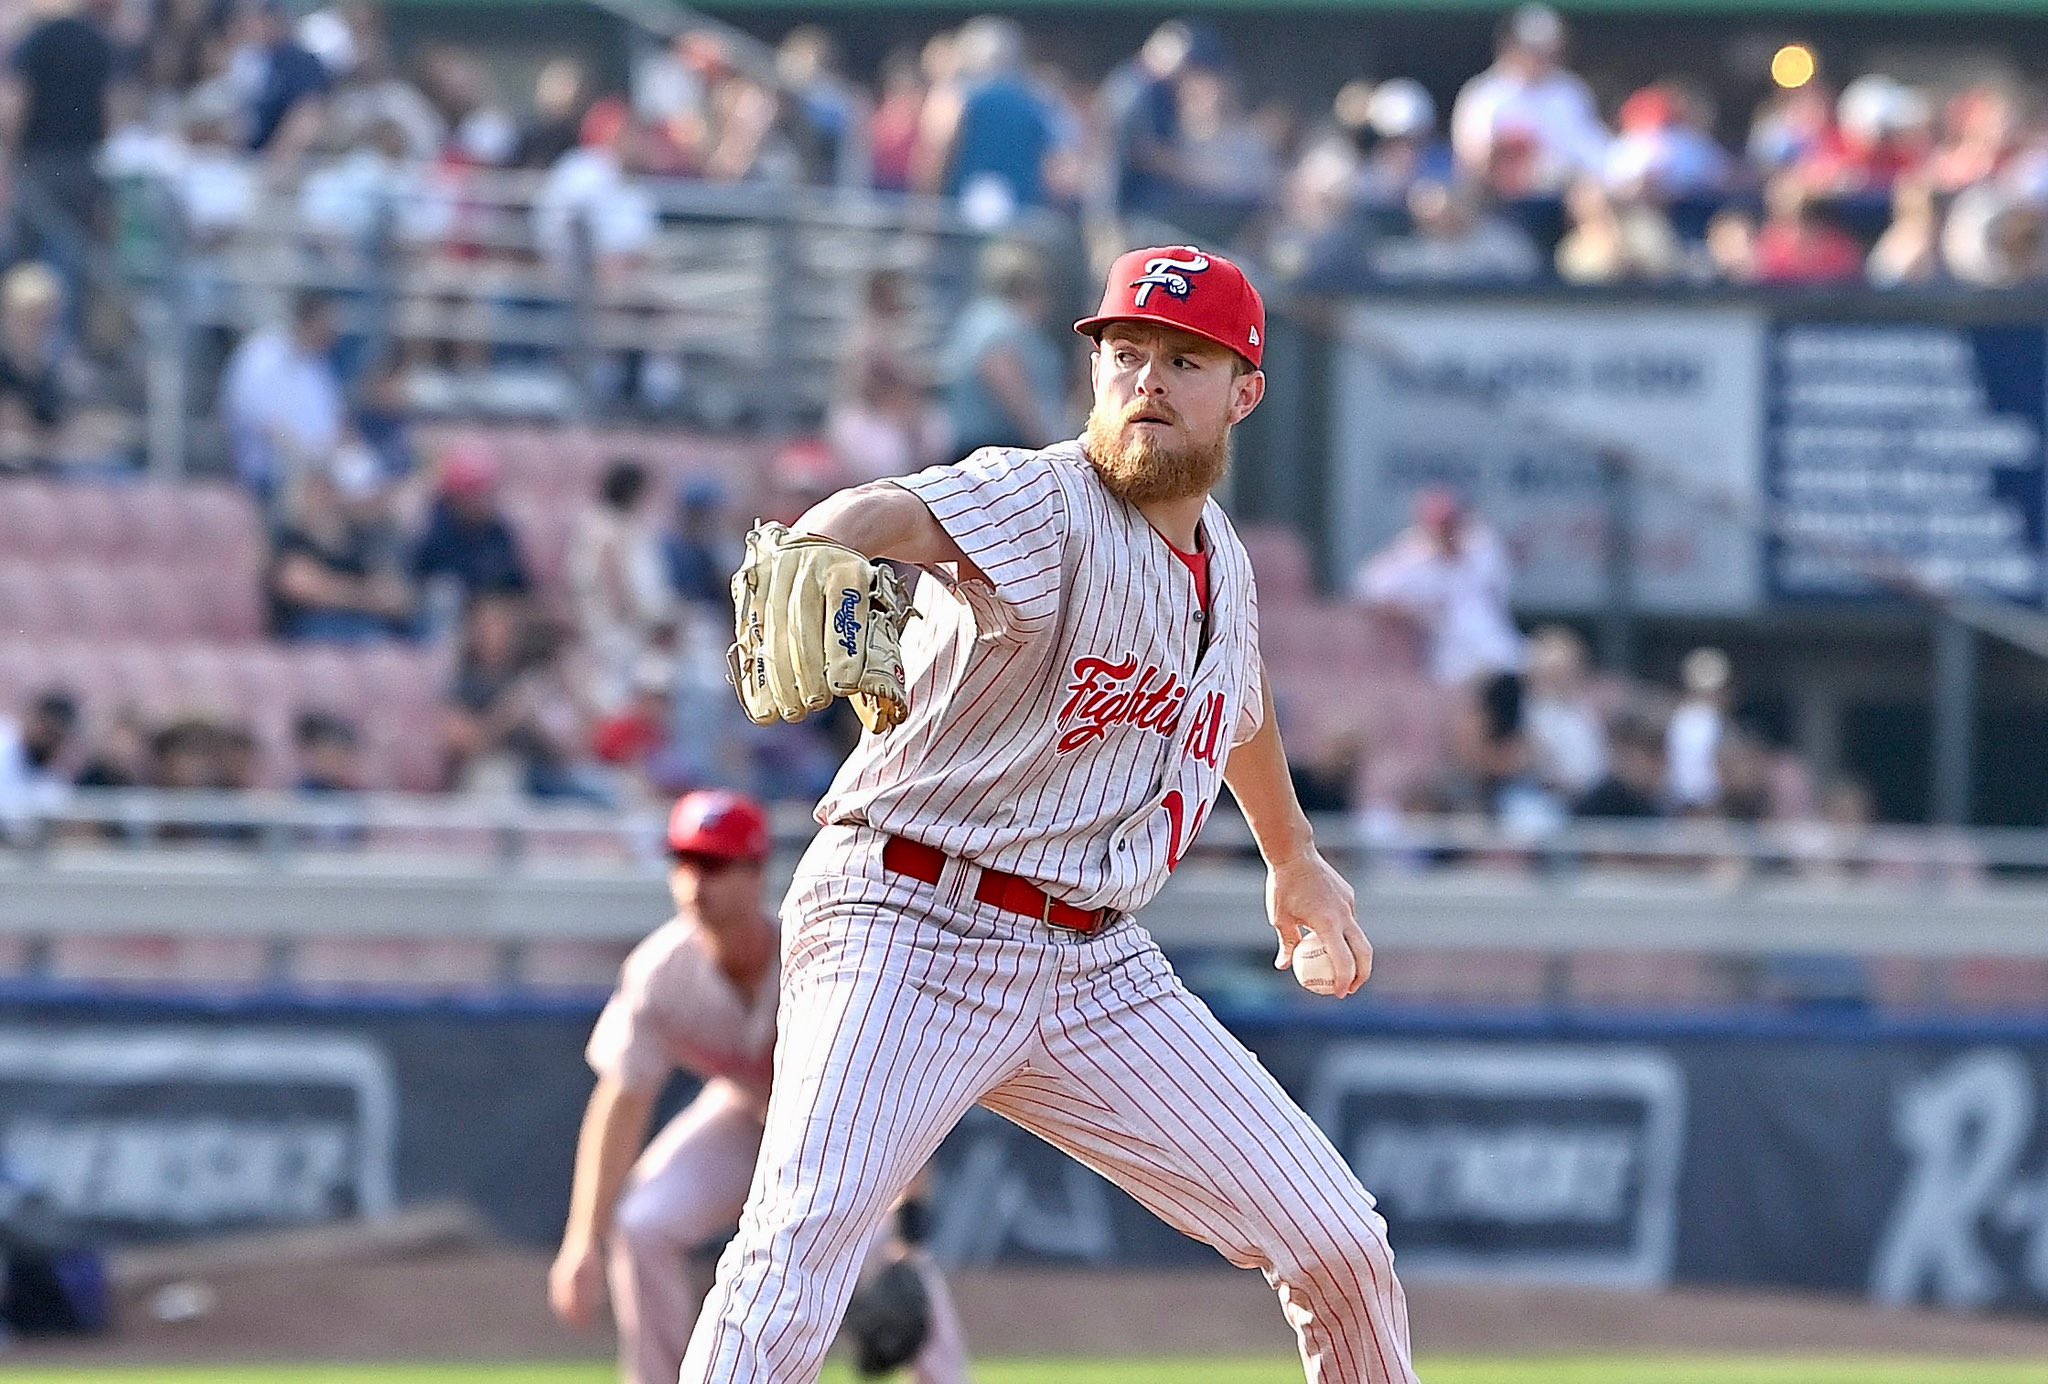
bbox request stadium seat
[0,482,68,560]
[1238,523,1316,603]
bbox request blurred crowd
[1,0,2045,315]
[4,0,2048,305]
[1300,487,1970,880]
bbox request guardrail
[111,164,1071,469]
[2,792,2043,983]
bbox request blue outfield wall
[3,987,2047,1314]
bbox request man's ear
[1229,369,1266,425]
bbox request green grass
[6,1361,2048,1384]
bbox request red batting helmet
[1074,245,1265,369]
[665,790,771,863]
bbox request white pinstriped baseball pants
[678,824,1416,1384]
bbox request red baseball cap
[666,790,771,863]
[1074,245,1265,369]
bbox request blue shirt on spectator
[412,501,532,601]
[248,40,331,151]
[946,76,1053,210]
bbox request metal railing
[1,787,2035,879]
[109,163,1068,472]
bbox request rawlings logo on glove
[727,521,915,734]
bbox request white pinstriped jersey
[586,916,780,1106]
[816,440,1263,916]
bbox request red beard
[1082,400,1230,505]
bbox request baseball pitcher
[706,246,1415,1382]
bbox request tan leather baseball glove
[727,520,915,733]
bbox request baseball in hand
[1291,935,1342,996]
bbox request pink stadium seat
[1238,523,1315,603]
[0,482,67,559]
[59,486,134,558]
[123,485,194,560]
[184,486,264,557]
[0,563,49,637]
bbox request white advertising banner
[1332,304,1767,614]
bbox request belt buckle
[1041,891,1082,939]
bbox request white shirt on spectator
[1666,698,1723,808]
[173,147,261,241]
[1452,64,1609,187]
[1526,695,1608,796]
[535,148,657,276]
[1353,522,1525,685]
[0,716,67,841]
[221,326,345,492]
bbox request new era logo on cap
[1074,243,1266,370]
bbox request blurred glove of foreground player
[840,1256,932,1375]
[729,520,915,733]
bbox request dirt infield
[14,1247,2048,1365]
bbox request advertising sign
[0,1028,396,1240]
[1765,323,2047,602]
[1332,304,1766,614]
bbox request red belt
[881,836,1113,935]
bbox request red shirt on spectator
[1753,218,1866,284]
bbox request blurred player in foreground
[549,790,969,1384]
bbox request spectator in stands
[0,689,77,837]
[588,652,674,789]
[1368,180,1542,282]
[1748,81,1836,177]
[868,48,925,192]
[221,289,347,502]
[1100,20,1194,213]
[1666,646,1731,815]
[411,443,531,629]
[74,707,148,790]
[2,0,114,297]
[233,0,332,159]
[1712,729,1777,825]
[921,16,1055,226]
[352,353,418,482]
[1604,82,1734,202]
[293,710,368,847]
[1169,59,1280,220]
[941,239,1065,454]
[0,261,75,471]
[323,30,445,163]
[444,595,610,802]
[1522,626,1608,802]
[1451,4,1608,197]
[268,453,416,643]
[1927,85,2021,195]
[1867,178,1945,287]
[569,458,674,713]
[662,478,738,609]
[516,58,590,170]
[295,711,362,795]
[417,45,516,166]
[828,269,951,482]
[1703,206,1759,282]
[1555,177,1685,284]
[1751,175,1865,284]
[163,94,261,251]
[776,25,863,183]
[1575,715,1667,820]
[1801,75,1931,195]
[1353,487,1525,690]
[1942,178,2048,287]
[1352,79,1454,207]
[535,98,658,287]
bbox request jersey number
[1164,790,1209,874]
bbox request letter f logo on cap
[1130,251,1211,307]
